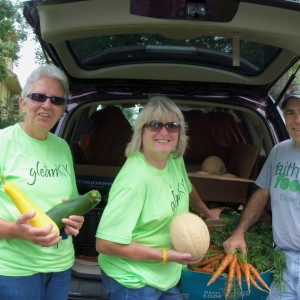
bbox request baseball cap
[281,93,300,109]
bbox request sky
[14,36,38,89]
[12,0,38,89]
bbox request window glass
[68,34,280,76]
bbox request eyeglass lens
[28,93,66,106]
[145,120,180,132]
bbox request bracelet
[162,248,168,264]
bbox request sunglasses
[144,120,180,133]
[27,93,67,106]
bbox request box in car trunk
[188,144,259,204]
[180,267,272,300]
[70,165,122,287]
[74,165,121,194]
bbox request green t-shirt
[0,123,79,276]
[96,151,192,290]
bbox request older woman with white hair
[0,65,84,300]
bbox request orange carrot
[235,261,242,293]
[225,255,237,298]
[198,253,225,267]
[205,260,220,271]
[240,262,251,293]
[207,253,234,286]
[248,263,272,294]
[249,275,269,294]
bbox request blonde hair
[125,95,188,158]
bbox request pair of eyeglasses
[144,120,180,133]
[27,93,67,106]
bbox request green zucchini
[46,190,101,229]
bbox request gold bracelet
[162,248,168,264]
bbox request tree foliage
[0,0,29,82]
[34,37,52,65]
[0,95,22,129]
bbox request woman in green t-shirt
[0,65,84,300]
[96,95,223,300]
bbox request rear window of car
[67,34,280,76]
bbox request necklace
[21,123,50,170]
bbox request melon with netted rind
[222,173,237,178]
[170,212,210,260]
[201,156,226,175]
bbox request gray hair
[21,65,69,101]
[125,95,188,158]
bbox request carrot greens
[210,216,286,290]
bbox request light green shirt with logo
[0,123,79,276]
[96,151,192,291]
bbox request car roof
[23,0,300,98]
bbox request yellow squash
[1,176,59,235]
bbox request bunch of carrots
[190,250,272,299]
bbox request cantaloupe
[201,156,226,175]
[170,212,210,260]
[222,173,237,178]
[196,170,209,175]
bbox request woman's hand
[165,249,204,265]
[15,211,62,247]
[62,215,84,237]
[59,198,84,237]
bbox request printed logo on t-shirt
[274,161,300,205]
[170,178,188,212]
[27,161,71,185]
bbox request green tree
[0,0,29,81]
[0,95,22,129]
[269,60,300,101]
[34,37,52,65]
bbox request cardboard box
[74,164,121,192]
[205,219,226,233]
[180,267,273,300]
[188,144,259,203]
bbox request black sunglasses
[144,120,180,133]
[27,93,67,106]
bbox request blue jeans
[0,269,71,300]
[101,270,183,300]
[267,249,300,300]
